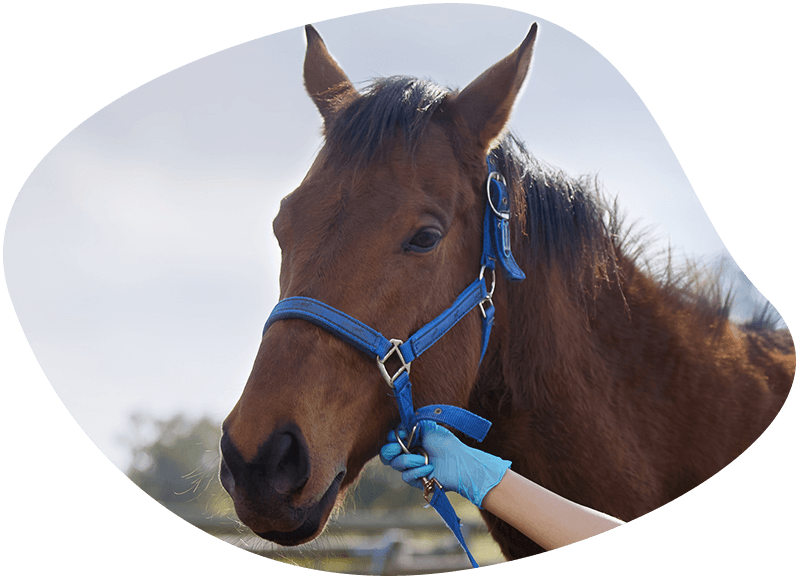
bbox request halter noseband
[261,155,525,567]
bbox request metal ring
[479,265,496,298]
[487,170,506,186]
[478,266,496,319]
[486,171,510,220]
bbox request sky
[2,1,799,579]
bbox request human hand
[379,420,511,508]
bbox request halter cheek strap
[484,159,526,281]
[261,155,524,568]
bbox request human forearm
[481,470,623,550]
[381,424,623,550]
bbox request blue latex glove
[380,420,511,508]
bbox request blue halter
[262,156,524,567]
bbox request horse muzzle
[219,425,345,545]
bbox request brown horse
[219,23,795,561]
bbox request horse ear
[450,23,538,153]
[303,25,358,127]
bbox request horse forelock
[325,76,452,163]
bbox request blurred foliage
[124,413,233,515]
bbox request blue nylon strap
[428,485,479,568]
[390,371,417,431]
[393,380,491,444]
[480,300,495,362]
[411,405,491,442]
[480,205,495,272]
[484,157,526,281]
[263,296,394,360]
[398,277,488,364]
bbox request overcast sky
[2,1,798,578]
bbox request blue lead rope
[262,155,523,568]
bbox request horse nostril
[219,424,311,501]
[267,433,294,470]
[261,428,310,496]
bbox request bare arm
[482,469,623,550]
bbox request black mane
[490,134,619,300]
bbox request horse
[219,23,795,561]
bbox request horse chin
[252,470,346,546]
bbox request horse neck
[478,240,739,416]
[480,256,610,411]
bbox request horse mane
[325,75,752,328]
[489,134,622,309]
[492,133,763,329]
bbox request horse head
[220,23,537,545]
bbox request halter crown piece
[262,154,524,568]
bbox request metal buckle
[377,338,411,387]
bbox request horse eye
[406,228,442,253]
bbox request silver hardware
[479,265,496,296]
[377,338,411,387]
[394,424,419,453]
[423,475,443,503]
[394,427,442,504]
[487,171,510,220]
[499,219,512,257]
[479,296,494,319]
[478,266,496,319]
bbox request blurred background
[3,3,792,575]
